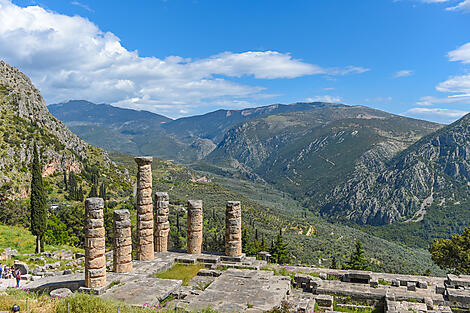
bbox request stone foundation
[225,201,242,257]
[187,200,203,254]
[113,209,132,273]
[155,192,170,252]
[85,198,106,289]
[135,157,154,261]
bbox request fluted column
[135,157,154,261]
[187,200,203,254]
[85,198,106,289]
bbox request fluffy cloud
[404,107,468,123]
[446,0,470,11]
[393,70,414,78]
[0,0,368,117]
[448,42,470,63]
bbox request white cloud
[416,95,470,106]
[0,0,368,117]
[71,1,93,12]
[393,70,414,78]
[446,0,470,11]
[403,107,468,123]
[448,42,470,64]
[305,95,343,103]
[436,74,470,94]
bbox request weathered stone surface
[85,198,106,289]
[113,209,132,273]
[50,288,72,298]
[225,201,242,257]
[135,157,154,261]
[187,200,203,254]
[155,192,170,252]
[14,261,29,275]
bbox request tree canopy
[429,226,470,274]
[30,144,47,253]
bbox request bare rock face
[135,157,154,261]
[0,60,128,199]
[113,209,132,273]
[225,201,242,257]
[187,200,203,254]
[85,198,106,289]
[154,192,170,252]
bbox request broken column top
[155,192,169,200]
[134,156,153,165]
[85,197,104,210]
[227,201,241,207]
[113,209,130,220]
[188,200,202,208]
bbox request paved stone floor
[176,269,291,312]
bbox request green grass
[0,224,36,254]
[0,289,164,313]
[155,264,205,286]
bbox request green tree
[30,144,47,253]
[43,215,71,245]
[343,240,371,271]
[88,184,98,198]
[270,229,289,264]
[429,227,470,274]
[331,256,338,269]
[68,171,78,200]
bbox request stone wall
[84,198,106,289]
[113,209,132,273]
[155,192,170,252]
[187,200,203,254]
[225,201,242,257]
[135,157,154,261]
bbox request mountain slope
[323,113,470,225]
[0,61,129,200]
[206,106,442,208]
[49,101,348,162]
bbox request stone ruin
[27,155,470,312]
[225,201,242,257]
[154,192,170,252]
[84,198,106,289]
[113,209,132,273]
[187,200,203,254]
[135,156,154,261]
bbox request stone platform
[176,269,291,312]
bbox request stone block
[407,281,416,291]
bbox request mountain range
[51,99,470,229]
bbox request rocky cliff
[0,60,124,199]
[322,114,470,225]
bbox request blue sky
[1,0,470,123]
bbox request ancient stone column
[187,200,203,254]
[155,192,170,252]
[225,201,242,257]
[113,209,132,273]
[135,156,154,261]
[85,198,106,289]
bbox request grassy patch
[155,264,205,286]
[0,289,160,313]
[378,279,391,286]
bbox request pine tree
[78,185,84,202]
[88,184,98,198]
[68,171,78,200]
[331,256,338,269]
[30,144,47,253]
[271,229,289,264]
[63,170,68,191]
[344,240,371,271]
